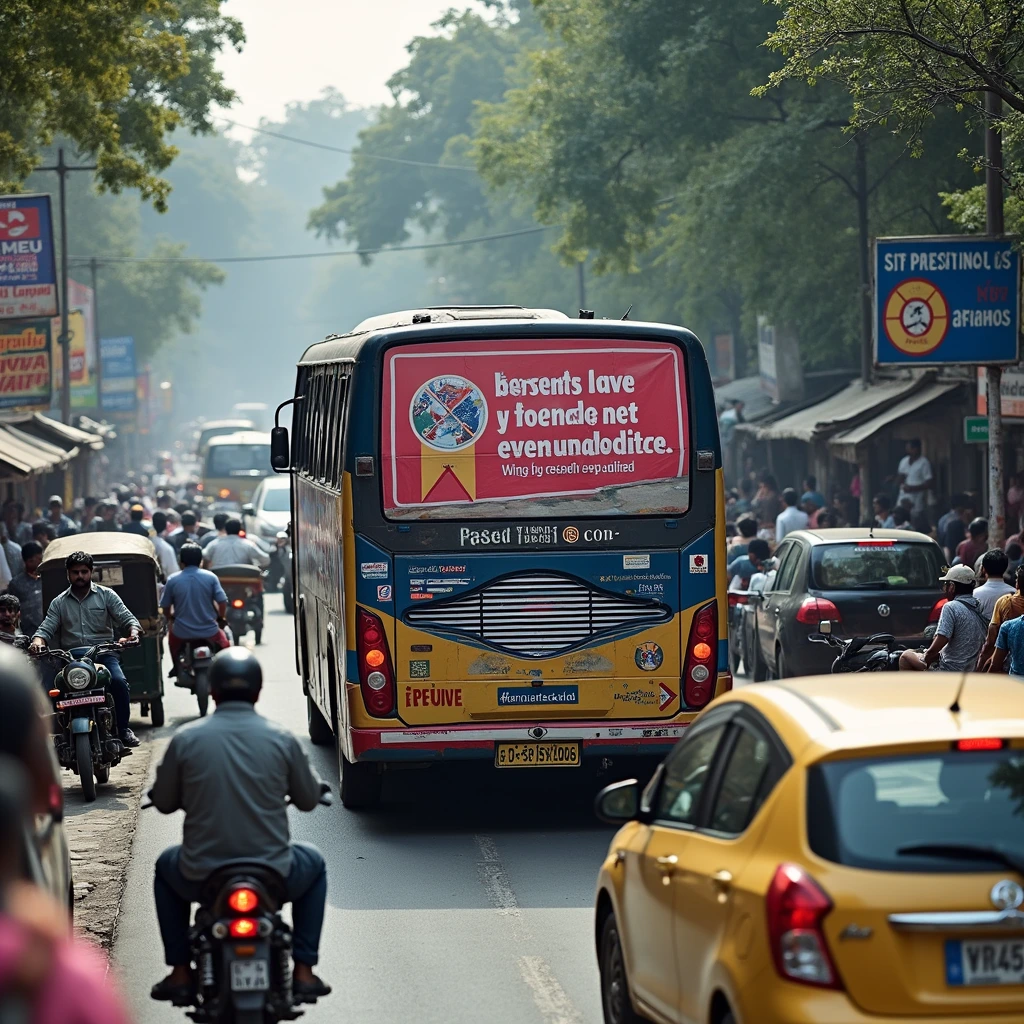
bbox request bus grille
[403,572,671,658]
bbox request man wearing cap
[122,504,152,538]
[45,497,77,538]
[900,565,988,673]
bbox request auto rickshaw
[40,534,166,727]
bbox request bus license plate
[946,939,1024,986]
[495,742,581,768]
[230,959,270,991]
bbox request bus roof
[205,431,271,447]
[199,418,254,431]
[299,305,570,364]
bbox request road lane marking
[475,835,584,1024]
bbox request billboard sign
[381,339,688,517]
[0,320,52,409]
[50,309,97,409]
[875,236,1021,366]
[100,336,137,413]
[0,195,59,320]
[977,365,1024,419]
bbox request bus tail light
[357,607,395,716]
[795,597,841,625]
[683,602,717,709]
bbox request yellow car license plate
[495,741,581,768]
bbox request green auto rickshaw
[40,533,166,727]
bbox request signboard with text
[100,336,137,413]
[875,236,1020,366]
[382,339,688,516]
[977,365,1024,419]
[0,319,52,409]
[0,195,59,320]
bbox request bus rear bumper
[350,719,694,763]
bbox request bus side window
[295,368,310,475]
[311,371,324,481]
[320,370,336,485]
[331,372,349,488]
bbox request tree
[0,0,243,209]
[760,0,1024,200]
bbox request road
[112,594,634,1024]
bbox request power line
[68,225,551,266]
[218,117,477,172]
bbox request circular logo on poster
[883,278,950,356]
[635,642,664,672]
[409,375,487,452]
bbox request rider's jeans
[154,843,327,967]
[95,654,131,735]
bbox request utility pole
[985,92,1005,547]
[88,257,102,415]
[855,134,873,387]
[36,148,96,424]
[576,261,586,312]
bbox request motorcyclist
[29,551,142,748]
[202,518,270,571]
[899,565,987,673]
[160,543,230,673]
[149,648,331,1006]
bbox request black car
[747,528,947,679]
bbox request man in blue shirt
[727,538,771,588]
[160,544,230,668]
[990,613,1024,677]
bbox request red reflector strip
[955,738,1005,751]
[857,540,895,547]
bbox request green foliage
[761,0,1024,198]
[0,0,243,210]
[942,185,1024,236]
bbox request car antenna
[949,673,968,714]
[621,304,633,320]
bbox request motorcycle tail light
[357,607,395,716]
[194,647,212,659]
[227,887,259,913]
[231,599,244,609]
[683,602,717,709]
[229,918,258,938]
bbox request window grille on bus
[403,572,671,658]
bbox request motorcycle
[174,640,215,717]
[144,783,333,1023]
[37,640,139,803]
[808,619,936,673]
[213,566,265,647]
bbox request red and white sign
[658,683,677,710]
[382,339,688,511]
[0,208,40,241]
[977,366,1024,419]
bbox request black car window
[654,722,729,826]
[772,542,802,593]
[811,542,944,590]
[708,724,774,834]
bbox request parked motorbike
[213,566,265,646]
[144,784,332,1023]
[809,619,938,673]
[37,640,139,802]
[174,640,215,717]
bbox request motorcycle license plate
[55,694,106,709]
[230,959,269,991]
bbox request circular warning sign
[409,375,487,452]
[883,278,949,357]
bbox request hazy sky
[218,0,471,130]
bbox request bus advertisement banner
[0,319,52,409]
[382,339,687,512]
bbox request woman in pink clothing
[0,760,132,1024]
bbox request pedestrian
[727,538,771,589]
[732,478,754,517]
[988,590,1024,677]
[121,504,151,537]
[203,520,269,571]
[199,512,229,550]
[802,492,823,528]
[0,525,22,578]
[718,399,744,446]
[775,488,809,541]
[89,502,120,533]
[956,518,989,568]
[1007,542,1024,577]
[872,493,895,529]
[30,551,143,749]
[6,542,44,640]
[30,523,55,552]
[891,506,914,530]
[728,516,758,559]
[1007,473,1024,525]
[896,439,933,518]
[1005,513,1024,553]
[973,549,1014,620]
[2,503,30,547]
[752,473,783,527]
[900,565,987,673]
[800,475,826,511]
[0,595,22,644]
[151,512,179,582]
[44,496,77,538]
[170,511,202,553]
[977,564,1024,671]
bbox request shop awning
[29,413,104,451]
[0,423,70,477]
[77,415,117,441]
[828,382,960,461]
[736,376,927,442]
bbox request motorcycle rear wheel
[195,669,210,717]
[75,732,96,803]
[150,697,165,727]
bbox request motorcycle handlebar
[30,637,140,660]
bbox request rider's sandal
[293,976,332,1003]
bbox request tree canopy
[0,0,243,209]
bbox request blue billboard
[100,336,136,413]
[875,236,1020,366]
[0,194,58,321]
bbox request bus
[196,418,256,457]
[274,306,729,808]
[202,431,272,506]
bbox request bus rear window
[381,338,690,520]
[206,445,270,477]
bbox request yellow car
[594,673,1024,1024]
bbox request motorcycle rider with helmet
[149,648,331,1006]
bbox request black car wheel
[599,913,650,1024]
